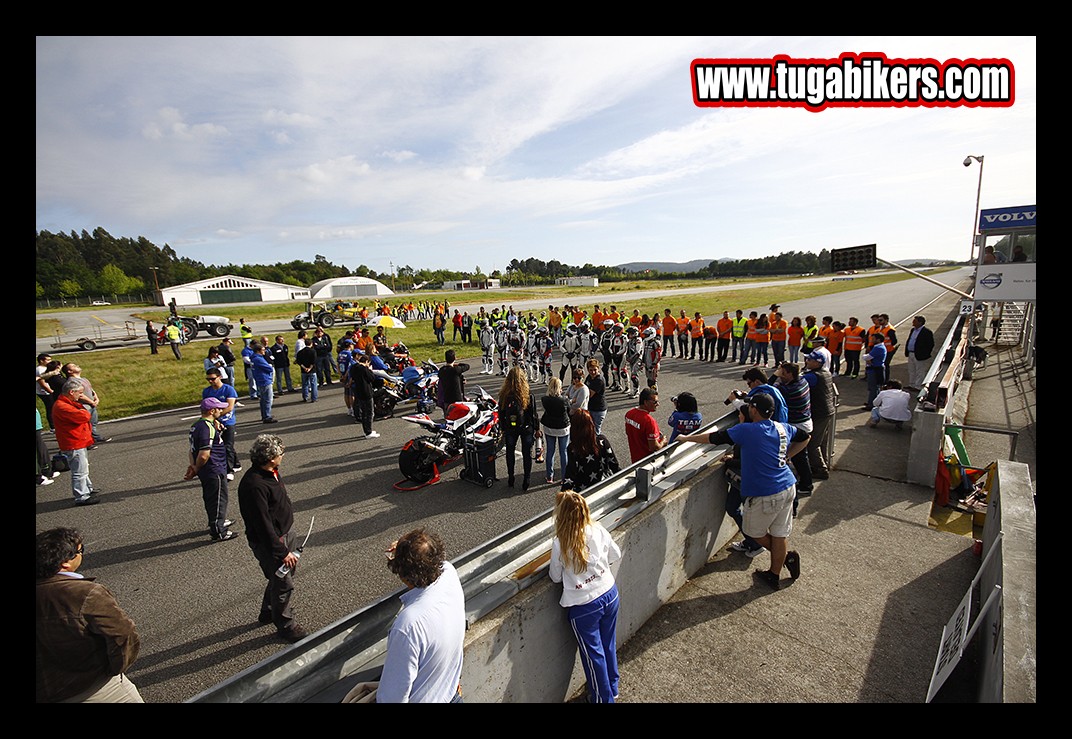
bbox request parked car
[91,300,112,306]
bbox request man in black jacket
[438,349,469,413]
[903,315,935,391]
[238,434,308,643]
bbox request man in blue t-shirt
[679,392,809,590]
[864,332,888,410]
[184,397,237,542]
[202,368,240,479]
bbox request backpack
[503,393,532,432]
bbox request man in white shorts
[678,392,810,590]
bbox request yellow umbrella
[366,314,407,342]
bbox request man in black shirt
[437,349,469,414]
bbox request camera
[724,389,746,405]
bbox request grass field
[37,268,952,423]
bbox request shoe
[51,470,62,478]
[784,550,801,580]
[754,569,780,590]
[728,540,749,552]
[38,477,55,486]
[746,546,766,559]
[87,444,98,450]
[257,612,273,625]
[74,495,101,507]
[279,624,309,644]
[213,530,239,542]
[546,476,555,485]
[796,487,813,497]
[811,470,829,480]
[235,401,245,407]
[347,408,354,416]
[232,466,242,473]
[263,417,278,424]
[96,437,112,443]
[89,488,104,494]
[507,475,515,488]
[365,431,380,439]
[226,473,235,481]
[522,476,530,491]
[224,519,234,527]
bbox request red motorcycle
[398,387,503,485]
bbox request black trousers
[251,530,297,632]
[354,395,374,435]
[504,430,534,480]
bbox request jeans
[717,338,730,361]
[275,365,294,393]
[245,364,258,399]
[731,335,744,362]
[544,432,568,480]
[725,483,762,552]
[301,370,318,401]
[258,383,274,420]
[866,368,883,407]
[753,342,768,365]
[662,335,675,357]
[435,328,445,345]
[788,345,800,362]
[63,446,93,501]
[221,424,239,470]
[771,340,786,365]
[739,338,753,364]
[315,355,333,385]
[589,409,607,436]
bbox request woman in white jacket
[549,491,622,703]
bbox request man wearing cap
[203,367,241,480]
[807,336,832,373]
[184,397,238,542]
[678,392,809,590]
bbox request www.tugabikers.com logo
[691,52,1015,112]
[980,273,1003,289]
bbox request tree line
[37,227,869,299]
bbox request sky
[36,36,1036,277]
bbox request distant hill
[894,259,956,266]
[617,259,721,273]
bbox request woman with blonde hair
[540,377,571,485]
[549,491,622,703]
[498,366,538,490]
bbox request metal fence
[36,294,156,310]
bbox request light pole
[964,155,985,263]
[389,261,396,292]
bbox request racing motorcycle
[378,342,417,374]
[372,359,439,418]
[398,386,504,484]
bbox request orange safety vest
[843,325,866,350]
[745,319,758,341]
[690,319,704,339]
[629,314,642,327]
[716,317,733,339]
[769,319,788,342]
[827,329,845,353]
[868,325,894,350]
[676,316,690,335]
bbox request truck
[290,301,367,331]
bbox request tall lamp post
[964,155,985,263]
[149,266,161,305]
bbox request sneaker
[279,624,309,643]
[223,519,234,528]
[51,470,62,478]
[213,530,239,542]
[257,612,274,625]
[796,487,813,497]
[784,550,801,580]
[38,477,55,486]
[811,469,829,480]
[365,431,380,439]
[347,408,354,416]
[754,569,780,591]
[226,473,235,481]
[745,546,766,559]
[232,466,242,473]
[74,495,101,507]
[235,401,245,407]
[728,540,749,552]
[263,417,278,424]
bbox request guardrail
[187,411,740,703]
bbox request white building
[158,274,310,306]
[555,276,599,287]
[444,278,502,290]
[309,276,395,300]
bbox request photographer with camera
[678,392,809,591]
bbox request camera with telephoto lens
[724,389,746,405]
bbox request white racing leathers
[480,325,496,374]
[624,336,645,397]
[559,332,582,381]
[643,337,662,391]
[495,326,510,375]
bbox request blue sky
[36,36,1035,276]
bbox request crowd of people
[37,291,941,703]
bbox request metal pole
[875,257,974,300]
[966,155,984,263]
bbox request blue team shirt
[202,383,239,427]
[726,420,799,498]
[667,410,703,442]
[747,385,789,425]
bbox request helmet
[642,327,657,340]
[394,342,408,354]
[538,326,549,335]
[580,321,591,332]
[613,322,624,331]
[565,323,578,335]
[602,319,614,328]
[528,320,538,331]
[496,320,507,329]
[626,325,638,337]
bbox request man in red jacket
[51,379,101,506]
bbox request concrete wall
[978,460,1036,703]
[460,462,733,702]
